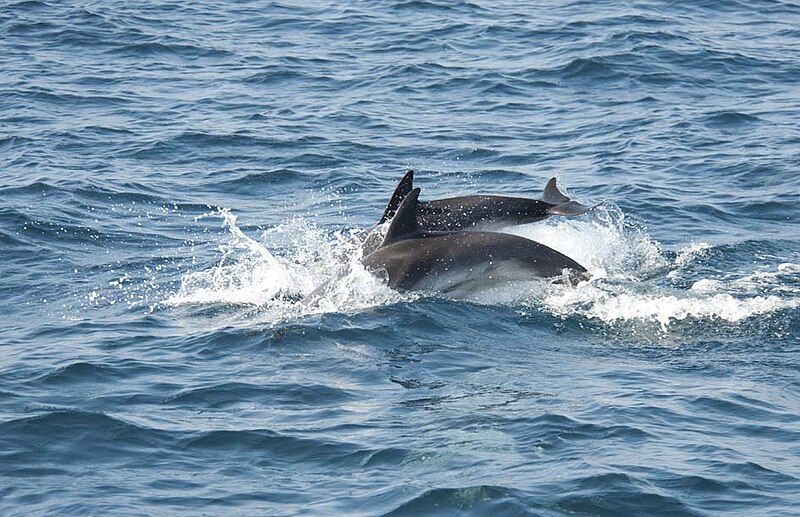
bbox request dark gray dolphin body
[363,188,589,293]
[378,170,598,232]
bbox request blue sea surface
[2,0,800,514]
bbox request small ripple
[507,413,653,451]
[557,57,626,82]
[385,485,526,515]
[0,389,21,401]
[0,411,171,460]
[34,360,167,386]
[0,181,63,196]
[554,473,694,515]
[8,87,130,107]
[388,0,487,14]
[3,0,48,10]
[181,429,404,469]
[244,66,352,88]
[0,467,69,478]
[5,20,58,36]
[164,381,355,408]
[0,229,25,247]
[107,40,230,59]
[208,168,308,192]
[703,112,762,128]
[689,394,797,422]
[658,473,754,495]
[37,362,123,385]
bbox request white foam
[690,279,721,292]
[499,204,797,329]
[674,242,713,268]
[730,262,800,295]
[165,209,408,322]
[162,204,798,331]
[503,203,667,279]
[542,282,798,330]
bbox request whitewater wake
[165,209,407,320]
[164,204,799,330]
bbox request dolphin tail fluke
[378,169,414,224]
[542,177,599,216]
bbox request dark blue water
[2,0,800,514]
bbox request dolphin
[378,169,598,232]
[362,187,589,293]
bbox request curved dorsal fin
[381,187,421,247]
[378,169,414,224]
[542,177,599,216]
[542,177,570,205]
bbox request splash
[505,203,668,279]
[543,283,797,330]
[503,205,798,329]
[164,204,798,331]
[165,209,407,321]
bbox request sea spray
[166,205,799,330]
[166,208,406,321]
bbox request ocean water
[1,0,799,514]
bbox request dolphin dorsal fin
[381,187,421,247]
[378,169,414,224]
[542,177,570,205]
[542,177,599,216]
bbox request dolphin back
[377,171,599,229]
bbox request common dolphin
[378,169,597,232]
[362,187,589,293]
